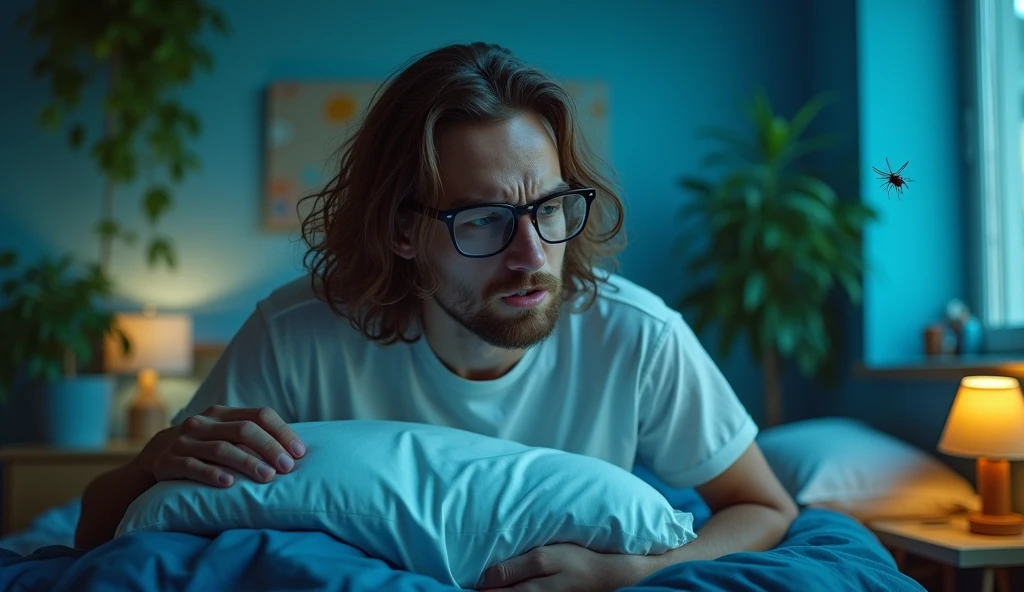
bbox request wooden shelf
[0,439,143,463]
[855,354,1024,380]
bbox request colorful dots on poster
[273,199,290,217]
[590,100,606,119]
[303,166,321,187]
[271,119,294,147]
[269,177,294,198]
[325,94,357,123]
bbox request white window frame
[965,0,1024,352]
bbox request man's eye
[465,215,497,227]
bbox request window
[964,0,1024,351]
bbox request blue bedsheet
[1,508,925,592]
[0,467,925,592]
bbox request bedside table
[0,440,143,536]
[871,516,1024,592]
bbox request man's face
[425,112,567,350]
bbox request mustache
[486,273,561,297]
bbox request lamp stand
[127,368,168,443]
[970,457,1024,536]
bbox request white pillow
[757,417,980,522]
[117,420,695,588]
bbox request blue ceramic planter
[43,375,114,449]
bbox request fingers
[161,406,304,487]
[197,419,296,474]
[193,439,278,484]
[477,548,555,589]
[203,405,306,460]
[160,455,235,488]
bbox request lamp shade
[104,313,194,376]
[938,376,1024,460]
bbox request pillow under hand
[757,417,980,522]
[116,420,696,588]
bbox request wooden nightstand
[871,516,1024,592]
[0,440,143,536]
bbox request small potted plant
[0,249,130,448]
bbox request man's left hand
[475,543,656,592]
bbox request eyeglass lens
[452,193,589,256]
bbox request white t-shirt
[171,272,757,489]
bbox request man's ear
[392,211,416,260]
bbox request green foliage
[0,250,130,403]
[675,89,879,382]
[15,0,229,270]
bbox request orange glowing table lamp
[938,376,1024,536]
[104,310,193,443]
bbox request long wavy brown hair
[300,42,626,345]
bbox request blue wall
[828,0,968,450]
[1,0,815,429]
[858,0,968,367]
[0,0,979,465]
[800,0,978,486]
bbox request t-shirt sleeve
[170,307,297,426]
[635,314,758,490]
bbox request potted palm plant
[675,89,878,428]
[0,250,130,448]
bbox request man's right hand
[136,405,306,487]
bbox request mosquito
[872,158,914,200]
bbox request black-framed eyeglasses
[407,187,597,258]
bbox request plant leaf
[789,175,839,206]
[743,272,766,312]
[146,237,177,269]
[787,92,835,141]
[678,178,714,197]
[142,186,172,224]
[95,219,120,241]
[68,124,85,149]
[776,318,798,357]
[836,268,863,303]
[762,222,785,251]
[696,125,758,161]
[784,193,835,227]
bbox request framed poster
[263,80,609,231]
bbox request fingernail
[218,473,233,486]
[290,440,305,457]
[277,453,294,472]
[257,463,275,481]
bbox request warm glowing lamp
[104,310,193,442]
[938,376,1024,536]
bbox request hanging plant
[16,0,230,272]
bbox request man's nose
[503,214,546,273]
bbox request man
[76,42,797,591]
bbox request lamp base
[127,401,168,443]
[127,368,168,443]
[968,512,1024,536]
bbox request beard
[432,270,563,350]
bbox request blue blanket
[0,467,925,591]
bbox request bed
[0,489,923,592]
[0,418,945,591]
[0,476,924,591]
